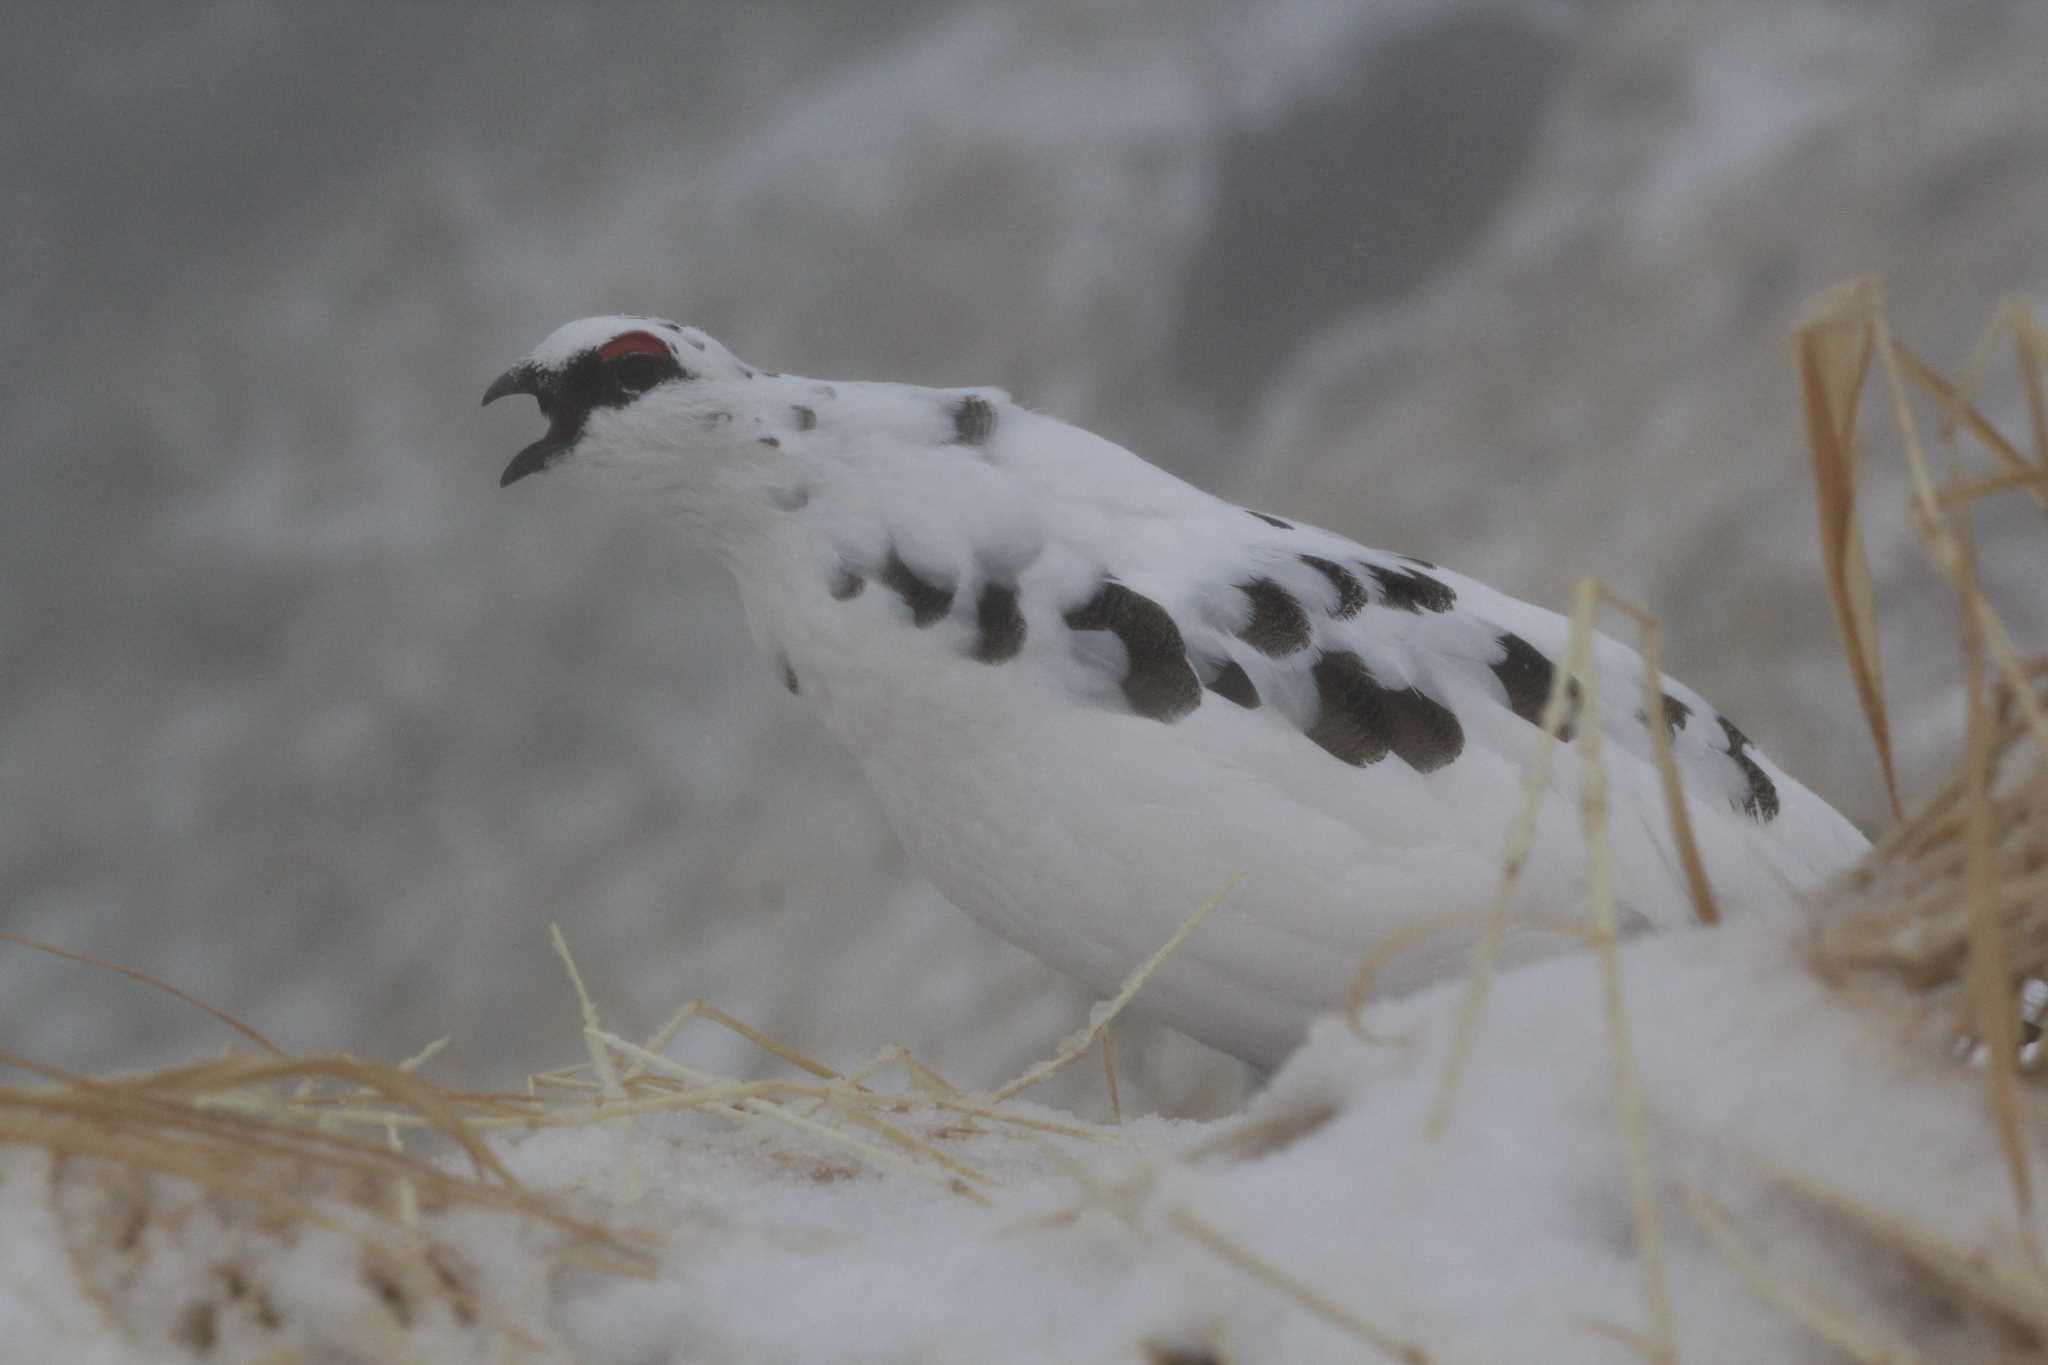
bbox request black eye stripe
[556,346,689,411]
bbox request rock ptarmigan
[483,315,1868,1069]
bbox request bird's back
[741,391,1866,1065]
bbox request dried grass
[0,885,1235,1355]
[1690,283,2048,1353]
[1798,286,2048,1246]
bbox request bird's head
[482,315,780,499]
[487,314,1022,569]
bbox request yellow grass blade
[550,923,625,1103]
[0,932,282,1055]
[1955,526,2037,1260]
[1428,587,1585,1136]
[1168,1206,1440,1364]
[1795,280,1901,821]
[1678,1180,1925,1364]
[1771,1166,2048,1337]
[2002,296,2048,468]
[1568,579,1676,1363]
[989,872,1238,1104]
[1616,597,1718,926]
[1891,341,2048,510]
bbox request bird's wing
[829,393,1864,931]
[1001,482,1868,925]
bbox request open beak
[482,363,574,487]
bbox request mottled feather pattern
[821,495,1780,821]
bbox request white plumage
[484,315,1868,1068]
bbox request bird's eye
[611,352,666,393]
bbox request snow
[6,909,2037,1363]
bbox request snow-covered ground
[9,904,2042,1364]
[4,3,2046,1115]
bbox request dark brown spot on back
[830,569,865,601]
[781,657,800,695]
[1491,633,1579,741]
[1308,652,1385,765]
[952,395,997,446]
[882,551,955,627]
[794,404,817,431]
[1402,703,1472,772]
[972,581,1026,663]
[1368,564,1457,613]
[1639,692,1692,739]
[1064,581,1201,722]
[1718,716,1781,822]
[1309,651,1464,772]
[1246,510,1293,530]
[1203,657,1260,709]
[1235,578,1313,656]
[1298,555,1367,618]
[758,435,781,448]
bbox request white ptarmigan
[484,315,1868,1069]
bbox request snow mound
[7,888,2047,1363]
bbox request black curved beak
[482,363,571,487]
[481,363,536,408]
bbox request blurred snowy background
[4,0,2044,1114]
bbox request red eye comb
[598,331,671,362]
